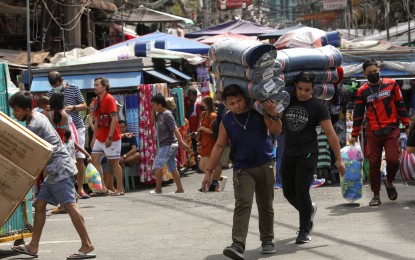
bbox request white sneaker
[220,176,228,192]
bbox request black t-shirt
[282,96,330,156]
[121,135,138,156]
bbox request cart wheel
[13,239,25,246]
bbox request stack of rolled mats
[277,45,343,100]
[209,39,290,115]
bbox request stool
[124,165,139,192]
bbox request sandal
[110,191,125,196]
[384,180,398,201]
[369,197,381,207]
[51,206,67,214]
[90,192,107,197]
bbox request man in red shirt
[351,59,410,206]
[90,77,123,196]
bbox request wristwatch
[270,114,280,121]
[123,155,127,159]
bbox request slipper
[67,251,96,259]
[110,191,125,196]
[369,197,381,207]
[51,207,67,214]
[149,190,162,195]
[384,180,398,201]
[79,193,90,199]
[11,244,38,257]
[89,192,107,197]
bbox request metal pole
[26,0,32,89]
[86,8,91,47]
[61,28,66,57]
[409,19,411,46]
[121,5,125,42]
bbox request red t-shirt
[94,93,121,143]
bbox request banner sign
[323,0,347,11]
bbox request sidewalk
[1,168,415,259]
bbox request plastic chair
[123,165,139,192]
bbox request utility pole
[26,0,32,88]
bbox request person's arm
[105,112,118,148]
[91,114,99,149]
[202,122,228,191]
[350,87,366,145]
[198,113,215,134]
[74,142,92,162]
[174,128,190,151]
[262,100,282,135]
[393,81,410,134]
[320,119,346,176]
[88,115,95,132]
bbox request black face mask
[200,106,206,111]
[367,72,380,84]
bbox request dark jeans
[280,153,317,231]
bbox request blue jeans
[153,144,179,172]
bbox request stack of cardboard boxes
[0,111,53,228]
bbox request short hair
[8,91,33,110]
[48,71,62,85]
[64,129,72,139]
[188,88,198,96]
[295,71,316,86]
[362,59,379,71]
[37,96,49,107]
[94,77,110,92]
[151,94,166,107]
[87,98,95,106]
[222,84,244,101]
[118,120,126,125]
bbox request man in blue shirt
[203,84,282,259]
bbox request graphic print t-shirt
[283,96,330,156]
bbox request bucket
[321,31,341,47]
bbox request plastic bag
[400,150,415,182]
[85,163,103,191]
[340,145,364,202]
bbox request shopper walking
[280,71,345,244]
[202,84,281,260]
[351,59,410,206]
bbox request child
[51,130,93,214]
[8,91,96,259]
[34,95,49,113]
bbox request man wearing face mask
[351,59,410,207]
[47,71,89,199]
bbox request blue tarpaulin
[102,32,209,55]
[30,72,143,92]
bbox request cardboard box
[0,111,52,228]
[0,111,52,178]
[0,154,35,201]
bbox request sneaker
[261,240,276,254]
[223,242,244,260]
[310,202,317,232]
[220,176,228,192]
[310,177,325,188]
[296,229,311,244]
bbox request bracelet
[72,106,76,112]
[205,168,214,173]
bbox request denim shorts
[36,177,76,206]
[153,144,178,173]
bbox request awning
[166,67,192,80]
[30,72,142,92]
[145,70,179,84]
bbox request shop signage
[217,0,253,10]
[323,0,347,11]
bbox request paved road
[1,168,415,260]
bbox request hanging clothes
[171,88,185,127]
[114,94,126,122]
[125,94,140,146]
[139,84,157,183]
